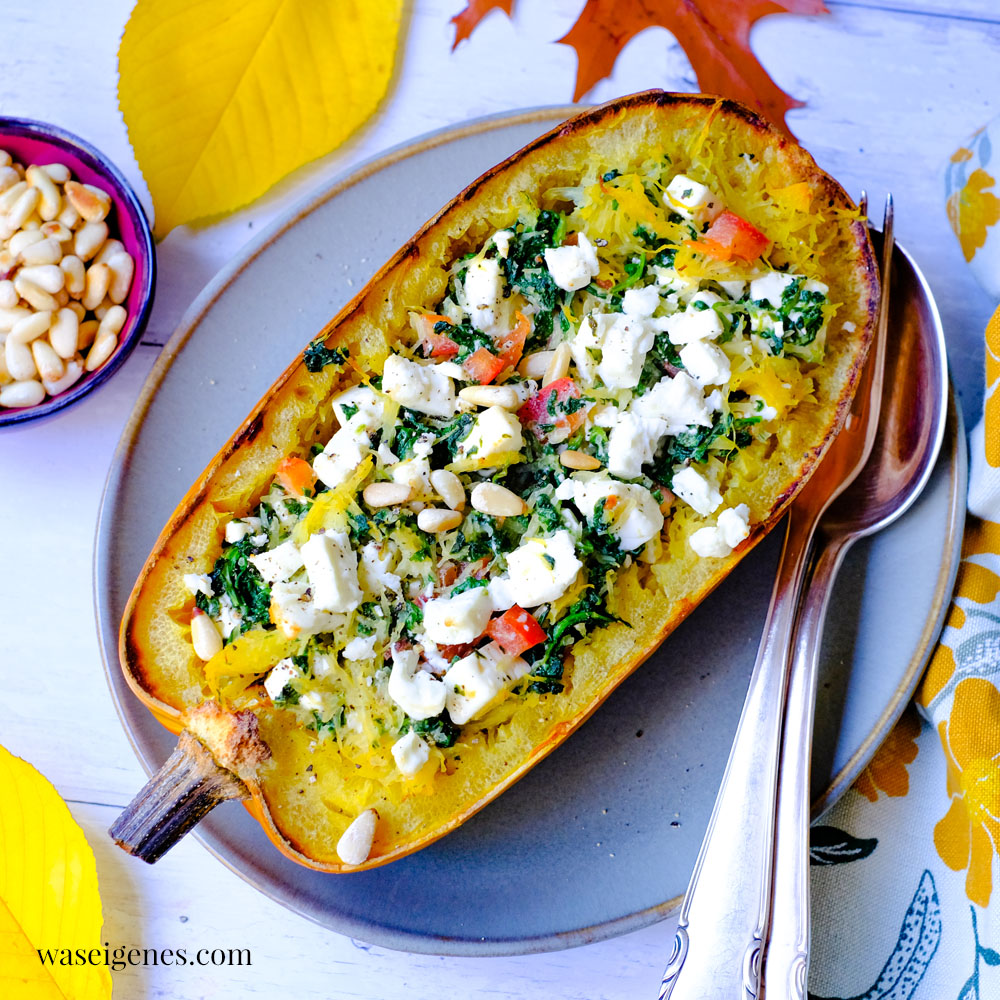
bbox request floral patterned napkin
[806,136,1000,999]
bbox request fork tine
[859,189,868,222]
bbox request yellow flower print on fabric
[934,677,1000,908]
[947,168,1000,263]
[986,308,1000,467]
[854,708,920,802]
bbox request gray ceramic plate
[95,109,966,956]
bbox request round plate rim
[93,106,966,956]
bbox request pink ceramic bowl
[0,118,155,427]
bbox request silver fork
[659,194,893,1000]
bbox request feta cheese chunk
[750,270,797,307]
[443,651,507,725]
[269,581,347,638]
[665,174,723,223]
[632,372,713,435]
[224,516,263,544]
[622,284,660,319]
[679,340,731,386]
[314,426,370,490]
[717,279,746,300]
[422,586,494,645]
[360,542,402,594]
[388,646,447,720]
[672,466,723,516]
[661,303,724,345]
[456,405,523,463]
[342,633,377,661]
[689,504,751,558]
[331,384,385,433]
[607,410,664,479]
[492,229,513,259]
[463,257,505,334]
[392,731,431,777]
[543,233,600,292]
[249,538,304,584]
[264,658,298,702]
[182,572,213,597]
[300,531,362,613]
[597,314,655,390]
[490,529,582,610]
[391,455,433,498]
[572,476,664,551]
[382,354,456,418]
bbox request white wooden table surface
[1,2,997,997]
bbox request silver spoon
[760,223,949,998]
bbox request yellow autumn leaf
[118,0,405,237]
[0,745,111,999]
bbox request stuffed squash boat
[112,92,877,871]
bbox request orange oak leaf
[556,0,828,135]
[451,0,514,50]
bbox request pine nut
[7,186,40,230]
[77,319,98,350]
[82,263,110,310]
[0,379,45,408]
[18,264,64,294]
[84,331,117,371]
[336,808,377,866]
[5,337,36,380]
[94,299,112,320]
[73,220,108,262]
[0,280,17,309]
[559,449,601,471]
[190,608,223,661]
[40,163,71,185]
[18,237,61,266]
[26,165,61,221]
[54,288,69,307]
[416,508,463,533]
[9,228,44,257]
[430,468,465,511]
[9,310,51,345]
[362,481,413,507]
[0,348,9,384]
[458,384,520,409]
[14,276,58,312]
[106,253,134,304]
[0,165,18,193]
[0,306,31,332]
[49,308,80,358]
[543,342,572,386]
[57,203,80,230]
[31,339,64,382]
[95,239,125,265]
[40,221,72,243]
[42,358,84,396]
[0,151,10,167]
[98,304,126,338]
[517,350,553,379]
[60,254,85,296]
[65,181,110,223]
[470,482,526,517]
[0,181,28,213]
[67,301,86,322]
[0,249,15,279]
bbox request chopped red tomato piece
[462,346,505,385]
[486,605,547,656]
[687,211,770,262]
[413,313,459,358]
[517,377,590,442]
[494,310,529,372]
[275,456,316,497]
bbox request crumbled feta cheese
[665,174,723,223]
[182,573,213,597]
[672,466,723,516]
[463,258,505,334]
[478,639,531,683]
[456,405,523,463]
[607,411,664,479]
[342,633,377,661]
[392,731,430,777]
[804,278,829,296]
[632,372,713,435]
[301,532,362,613]
[299,689,333,716]
[382,354,456,418]
[622,284,661,319]
[314,427,370,490]
[679,340,731,386]
[269,581,348,639]
[376,440,399,466]
[264,659,298,702]
[224,516,262,544]
[543,233,600,292]
[249,539,304,584]
[443,651,507,725]
[387,646,447,720]
[661,304,724,345]
[651,266,700,299]
[690,503,751,558]
[554,478,576,501]
[717,279,746,300]
[421,586,494,645]
[749,271,797,307]
[217,594,243,639]
[492,230,513,259]
[597,314,655,390]
[331,384,385,433]
[391,455,433,498]
[490,529,582,610]
[360,542,402,594]
[569,312,611,384]
[572,476,664,551]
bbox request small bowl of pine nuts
[0,118,155,425]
